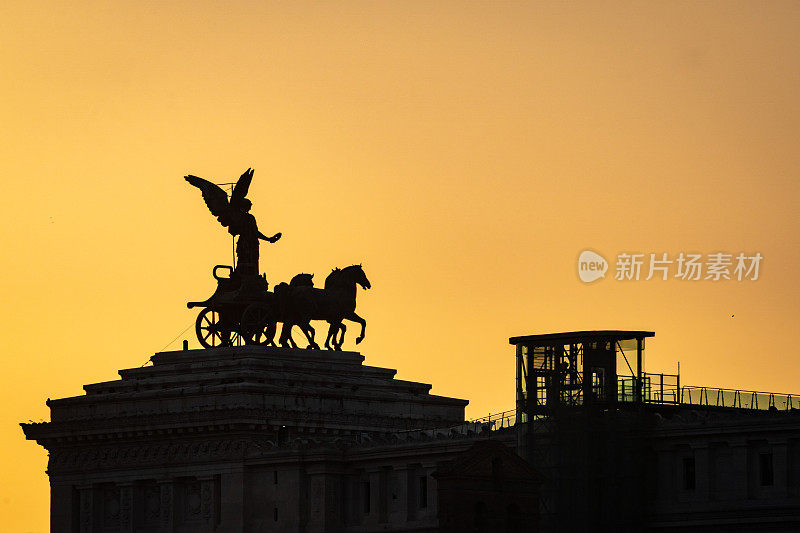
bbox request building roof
[508,330,655,345]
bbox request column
[308,467,344,533]
[199,476,217,527]
[770,438,789,499]
[219,469,245,532]
[389,465,409,525]
[361,468,380,528]
[378,467,390,524]
[693,443,710,503]
[650,445,672,514]
[730,439,750,501]
[158,480,174,532]
[119,483,133,532]
[419,462,436,522]
[406,464,420,523]
[78,485,93,533]
[50,483,76,533]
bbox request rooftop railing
[619,375,800,410]
[469,409,517,430]
[619,373,680,404]
[678,386,800,410]
[618,374,799,411]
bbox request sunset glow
[3,2,800,530]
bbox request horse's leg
[280,322,297,349]
[329,321,345,351]
[265,322,277,347]
[325,322,337,350]
[344,312,366,344]
[337,322,347,348]
[302,322,319,349]
[278,322,288,347]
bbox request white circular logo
[578,250,608,283]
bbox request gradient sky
[3,2,800,530]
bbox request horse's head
[346,264,371,290]
[324,268,341,289]
[290,272,314,288]
[326,264,371,290]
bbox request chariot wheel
[241,304,276,346]
[195,308,242,348]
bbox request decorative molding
[45,430,495,476]
[49,438,251,473]
[26,407,461,447]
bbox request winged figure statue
[185,168,281,275]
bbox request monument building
[21,344,538,532]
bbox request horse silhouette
[276,265,371,350]
[273,273,318,349]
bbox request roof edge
[509,330,655,345]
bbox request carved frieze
[49,438,252,473]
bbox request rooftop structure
[509,329,800,532]
[511,330,657,420]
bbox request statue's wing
[185,175,231,227]
[231,168,254,205]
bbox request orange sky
[3,2,800,530]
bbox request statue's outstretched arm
[259,231,282,243]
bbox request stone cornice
[22,407,465,447]
[44,428,506,475]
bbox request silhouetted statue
[184,168,370,351]
[185,168,281,275]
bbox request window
[592,368,606,400]
[273,507,278,522]
[274,470,278,485]
[418,476,428,508]
[536,376,547,405]
[682,457,695,490]
[362,481,371,514]
[759,453,774,486]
